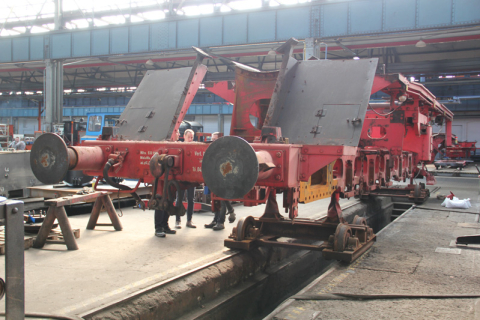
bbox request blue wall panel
[151,22,171,50]
[110,27,129,54]
[129,25,150,52]
[91,29,110,55]
[200,16,223,47]
[350,0,383,34]
[248,11,276,43]
[322,3,349,37]
[418,0,452,27]
[177,19,199,48]
[211,105,219,114]
[29,36,44,60]
[454,0,480,24]
[72,31,90,57]
[168,22,177,48]
[51,33,72,58]
[12,37,29,62]
[223,14,247,45]
[0,39,12,62]
[277,7,310,40]
[221,104,231,114]
[0,103,237,117]
[384,0,416,31]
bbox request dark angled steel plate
[30,133,69,185]
[202,136,258,199]
[116,65,207,142]
[271,58,378,146]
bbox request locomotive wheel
[352,215,367,226]
[236,216,255,241]
[413,184,421,198]
[30,133,69,184]
[333,223,352,252]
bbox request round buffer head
[202,136,259,200]
[30,133,69,185]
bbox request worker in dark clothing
[175,129,196,229]
[9,137,26,150]
[154,209,176,237]
[205,200,236,230]
[154,129,181,237]
[435,148,446,160]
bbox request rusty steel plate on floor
[202,136,258,199]
[30,133,69,184]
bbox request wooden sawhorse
[33,192,123,250]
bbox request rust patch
[41,154,49,168]
[220,162,233,177]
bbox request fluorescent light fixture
[353,56,360,60]
[268,49,276,56]
[130,15,144,22]
[145,59,154,66]
[220,5,232,12]
[183,5,214,16]
[71,19,90,29]
[30,26,50,34]
[142,10,166,20]
[229,0,262,10]
[415,40,426,48]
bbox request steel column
[2,200,25,319]
[44,59,64,132]
[53,0,63,31]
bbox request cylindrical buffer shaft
[31,133,105,185]
[69,146,105,171]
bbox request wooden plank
[28,184,152,201]
[44,191,107,207]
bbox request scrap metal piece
[269,58,378,146]
[30,133,70,185]
[202,136,259,199]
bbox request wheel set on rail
[227,215,375,263]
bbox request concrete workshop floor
[268,176,480,320]
[1,176,478,319]
[0,192,351,319]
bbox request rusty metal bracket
[310,126,322,137]
[316,109,327,118]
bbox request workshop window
[88,115,103,132]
